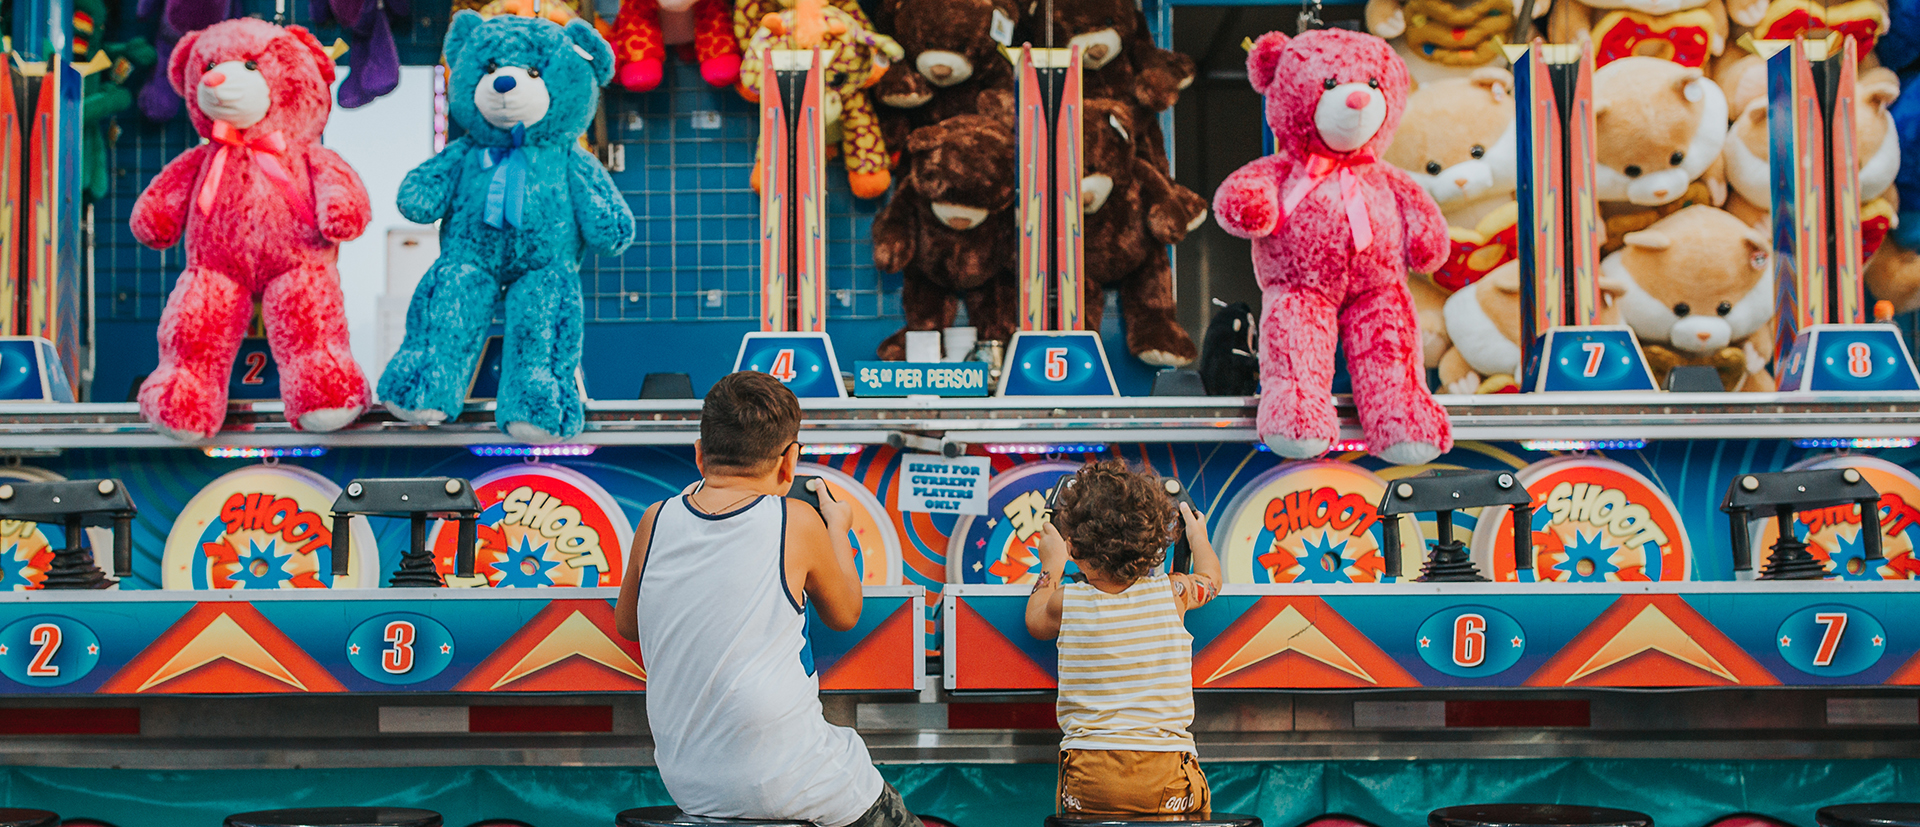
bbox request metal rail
[0,394,1914,448]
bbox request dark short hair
[1051,459,1177,582]
[700,371,802,474]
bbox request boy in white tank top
[1024,460,1223,816]
[615,371,919,827]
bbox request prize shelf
[0,392,1913,448]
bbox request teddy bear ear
[1674,69,1708,103]
[1623,230,1672,251]
[905,122,948,154]
[1469,67,1512,101]
[1245,30,1290,93]
[563,18,617,87]
[1861,69,1901,111]
[444,10,485,66]
[1741,99,1768,126]
[1741,228,1770,260]
[166,28,203,98]
[284,25,338,85]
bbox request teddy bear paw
[1137,350,1194,368]
[1373,440,1443,467]
[1262,435,1331,459]
[384,403,448,425]
[297,405,365,433]
[504,421,565,444]
[700,55,741,88]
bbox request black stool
[226,809,443,827]
[616,809,809,827]
[0,810,58,827]
[1818,804,1920,827]
[1044,815,1262,827]
[1430,805,1652,827]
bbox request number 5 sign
[0,615,100,687]
[999,331,1117,396]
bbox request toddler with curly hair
[1024,459,1222,816]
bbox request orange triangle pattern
[1881,646,1920,684]
[453,600,647,692]
[1525,595,1779,687]
[952,598,1056,690]
[821,599,917,691]
[98,603,346,694]
[1192,596,1418,688]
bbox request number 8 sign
[0,615,100,687]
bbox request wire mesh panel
[589,63,890,323]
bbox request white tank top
[635,495,883,827]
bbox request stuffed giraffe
[738,0,903,198]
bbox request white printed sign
[896,456,991,516]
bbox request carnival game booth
[6,0,1920,826]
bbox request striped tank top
[1056,572,1196,753]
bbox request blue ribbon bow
[480,123,528,229]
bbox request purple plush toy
[138,0,239,120]
[312,0,408,108]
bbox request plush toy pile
[1374,0,1913,396]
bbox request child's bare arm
[1025,522,1070,640]
[614,503,664,641]
[1173,502,1221,615]
[790,490,864,631]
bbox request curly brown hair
[1051,459,1177,582]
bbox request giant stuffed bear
[130,18,370,440]
[1081,99,1207,366]
[1212,28,1452,465]
[380,11,635,442]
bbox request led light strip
[1792,437,1920,449]
[469,444,599,457]
[1520,439,1648,452]
[799,444,865,456]
[203,446,329,459]
[982,443,1108,455]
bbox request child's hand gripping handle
[790,475,854,553]
[1162,477,1200,574]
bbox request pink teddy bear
[1212,28,1453,466]
[130,19,372,440]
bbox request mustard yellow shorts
[1056,748,1211,816]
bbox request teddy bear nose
[1453,177,1469,187]
[1086,44,1109,60]
[929,64,952,79]
[1345,90,1370,109]
[1653,188,1669,198]
[202,71,228,87]
[494,75,517,93]
[1697,331,1712,341]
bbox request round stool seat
[1819,804,1920,827]
[225,809,442,827]
[616,808,812,827]
[1429,805,1652,827]
[1044,813,1262,827]
[0,809,58,827]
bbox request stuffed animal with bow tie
[129,18,371,440]
[1212,28,1452,465]
[380,11,633,442]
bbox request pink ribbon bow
[198,120,312,227]
[1281,150,1376,252]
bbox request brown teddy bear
[1609,205,1777,391]
[1593,56,1729,252]
[870,0,1022,158]
[1079,99,1207,366]
[1031,0,1194,167]
[871,114,1020,360]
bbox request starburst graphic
[0,542,42,590]
[227,539,293,589]
[1822,529,1887,581]
[491,536,560,588]
[1291,534,1356,584]
[1554,530,1619,582]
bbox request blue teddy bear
[380,10,634,442]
